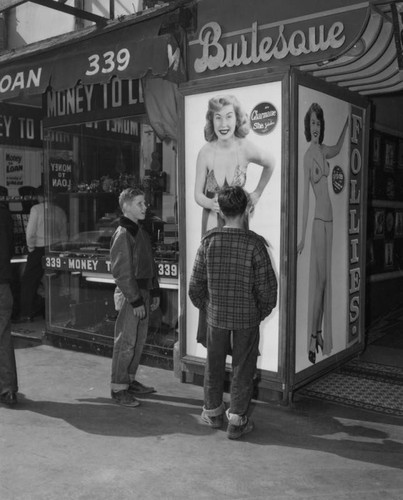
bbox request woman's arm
[246,141,275,205]
[324,116,349,159]
[25,205,38,251]
[297,154,311,255]
[194,146,220,213]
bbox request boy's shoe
[111,390,140,407]
[0,391,17,406]
[201,410,224,429]
[127,380,156,395]
[227,417,254,440]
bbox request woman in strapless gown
[297,103,349,364]
[194,95,275,345]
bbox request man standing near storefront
[110,187,160,407]
[17,185,67,322]
[0,200,18,406]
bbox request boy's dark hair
[119,187,145,210]
[218,186,248,217]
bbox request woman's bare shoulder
[198,141,215,157]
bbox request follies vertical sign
[296,86,366,373]
[348,106,364,346]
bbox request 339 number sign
[158,262,178,278]
[86,48,130,76]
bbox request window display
[44,116,178,364]
[367,128,403,275]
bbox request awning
[0,12,185,102]
[297,2,403,95]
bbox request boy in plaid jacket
[189,186,277,439]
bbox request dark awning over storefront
[0,12,185,102]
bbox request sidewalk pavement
[1,340,402,500]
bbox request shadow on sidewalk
[11,392,403,471]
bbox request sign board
[0,18,184,101]
[44,253,178,279]
[0,103,43,147]
[187,0,370,80]
[43,79,146,127]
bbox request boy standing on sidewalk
[110,187,160,407]
[189,186,277,439]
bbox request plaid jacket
[189,227,277,330]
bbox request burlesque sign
[193,21,345,73]
[188,1,370,80]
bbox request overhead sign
[0,16,185,101]
[0,103,42,147]
[43,78,145,127]
[188,0,370,80]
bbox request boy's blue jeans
[0,284,18,395]
[111,290,150,391]
[204,324,260,417]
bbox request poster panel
[184,80,282,373]
[296,86,365,373]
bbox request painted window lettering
[45,256,62,269]
[85,49,130,76]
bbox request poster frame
[290,70,369,390]
[177,69,292,400]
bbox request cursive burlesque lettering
[194,21,345,73]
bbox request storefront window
[44,116,178,364]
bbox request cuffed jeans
[0,284,18,395]
[204,324,259,417]
[111,290,150,391]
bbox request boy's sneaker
[0,391,17,406]
[227,417,254,439]
[128,380,156,395]
[201,410,224,429]
[111,390,140,407]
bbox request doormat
[298,359,403,417]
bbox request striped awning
[298,2,403,95]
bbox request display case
[366,127,403,277]
[43,117,179,366]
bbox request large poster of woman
[296,86,352,373]
[184,80,282,372]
